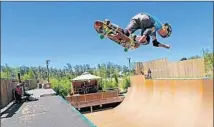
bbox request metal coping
[59,96,97,127]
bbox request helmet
[161,23,172,38]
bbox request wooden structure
[68,72,124,112]
[0,79,18,108]
[71,72,101,94]
[134,57,206,78]
[0,78,37,109]
[66,90,124,112]
[72,79,99,94]
[85,75,213,127]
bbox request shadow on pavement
[1,102,24,119]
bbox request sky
[2,2,213,69]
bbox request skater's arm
[152,35,170,49]
[139,28,153,43]
[134,43,140,48]
[139,35,147,43]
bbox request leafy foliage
[1,62,131,97]
[1,49,213,97]
[202,48,213,77]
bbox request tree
[0,62,130,96]
[180,57,187,61]
[188,55,201,59]
[202,48,213,77]
[120,76,131,91]
[22,68,35,80]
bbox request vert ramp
[85,75,213,127]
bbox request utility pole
[46,60,50,83]
[127,57,131,72]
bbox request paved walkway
[26,89,56,98]
[1,95,96,127]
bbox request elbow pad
[152,39,160,47]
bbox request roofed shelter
[71,72,101,94]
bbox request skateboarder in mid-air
[121,12,172,49]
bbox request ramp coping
[151,77,212,80]
[59,96,97,127]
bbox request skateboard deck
[94,20,137,52]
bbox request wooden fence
[134,57,205,78]
[0,79,37,109]
[66,90,124,111]
[0,79,18,109]
[25,79,37,90]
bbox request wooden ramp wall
[85,75,213,127]
[134,58,205,78]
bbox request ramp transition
[85,75,213,127]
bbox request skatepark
[1,2,213,127]
[1,58,213,127]
[84,75,213,127]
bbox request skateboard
[94,19,137,52]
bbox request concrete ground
[1,90,96,127]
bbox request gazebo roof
[72,72,101,81]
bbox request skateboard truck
[104,19,110,25]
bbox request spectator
[147,68,152,79]
[81,83,87,94]
[15,84,22,103]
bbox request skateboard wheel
[124,48,128,52]
[100,35,104,39]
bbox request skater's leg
[15,92,18,103]
[123,19,139,37]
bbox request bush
[203,49,213,77]
[120,76,130,92]
[50,77,71,98]
[100,78,119,90]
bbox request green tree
[113,73,119,87]
[22,68,35,80]
[1,72,8,79]
[120,76,131,91]
[188,55,201,59]
[202,48,213,77]
[1,62,130,95]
